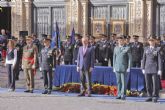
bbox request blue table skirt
[53,65,145,91]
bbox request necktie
[83,46,87,55]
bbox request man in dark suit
[72,34,82,65]
[141,36,162,103]
[77,37,95,97]
[131,35,143,67]
[113,35,132,100]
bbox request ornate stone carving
[66,0,88,36]
[160,5,165,35]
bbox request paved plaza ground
[0,64,165,110]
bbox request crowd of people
[0,28,165,102]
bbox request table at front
[53,65,145,91]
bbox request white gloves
[127,68,130,73]
[105,58,108,61]
[142,69,145,74]
[32,65,36,69]
[39,67,42,71]
[52,68,55,71]
[77,67,80,72]
[158,71,162,76]
[113,69,116,73]
[89,67,93,73]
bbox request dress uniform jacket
[63,42,73,63]
[73,40,82,64]
[22,44,38,69]
[113,45,132,73]
[40,47,56,70]
[98,41,109,61]
[130,42,143,67]
[141,46,162,74]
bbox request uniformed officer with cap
[72,34,82,65]
[97,34,109,66]
[113,35,132,100]
[40,36,56,94]
[141,36,162,102]
[63,36,74,65]
[130,35,143,67]
[89,36,99,64]
[109,33,117,66]
[22,36,38,93]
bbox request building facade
[0,0,165,41]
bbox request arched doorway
[0,7,11,32]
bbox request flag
[56,22,60,48]
[51,31,56,49]
[51,22,61,49]
[70,27,75,45]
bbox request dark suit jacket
[141,46,162,74]
[77,46,95,71]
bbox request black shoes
[116,96,121,99]
[24,90,30,93]
[145,98,152,102]
[116,96,125,100]
[42,90,51,94]
[77,92,85,97]
[42,90,48,94]
[24,90,33,93]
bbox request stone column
[11,0,24,37]
[128,0,157,41]
[11,0,32,37]
[24,0,32,35]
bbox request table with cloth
[53,65,145,91]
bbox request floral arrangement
[54,83,117,96]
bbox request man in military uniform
[15,36,26,80]
[113,35,132,100]
[40,36,56,94]
[72,34,82,65]
[89,36,99,65]
[142,36,162,102]
[63,36,73,65]
[109,33,117,66]
[130,35,143,67]
[160,35,165,80]
[97,34,109,66]
[22,36,38,93]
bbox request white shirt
[5,49,17,66]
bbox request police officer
[130,35,143,67]
[109,33,117,66]
[22,36,38,93]
[63,36,73,65]
[113,35,132,100]
[141,36,162,102]
[97,34,109,66]
[40,36,56,94]
[72,34,82,65]
[89,36,99,65]
[160,36,165,80]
